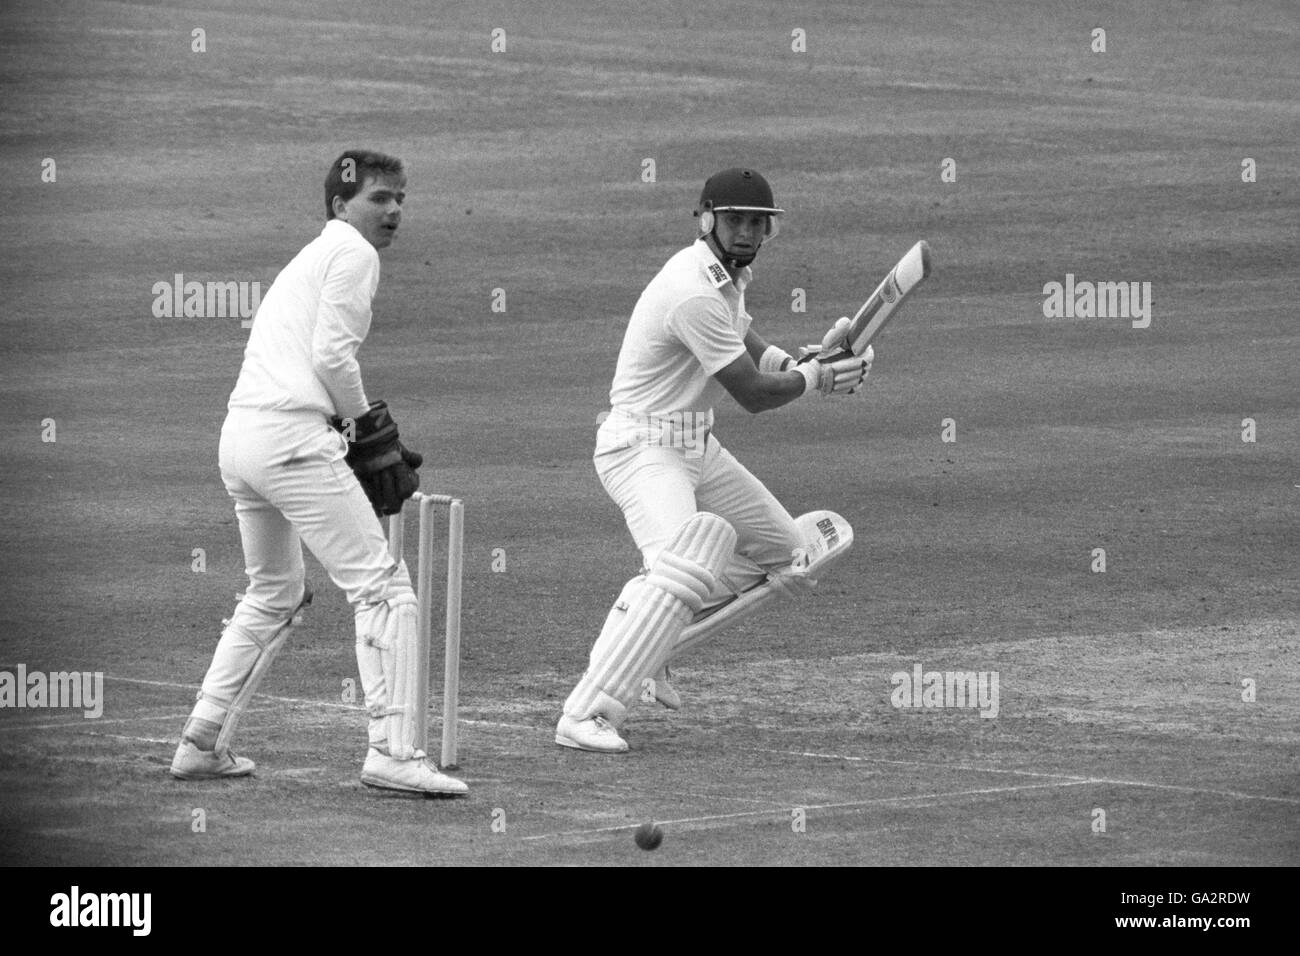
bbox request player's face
[714,211,771,257]
[335,173,406,249]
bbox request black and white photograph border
[0,0,1295,904]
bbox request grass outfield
[0,0,1296,868]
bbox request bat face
[820,240,932,359]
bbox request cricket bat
[815,240,932,359]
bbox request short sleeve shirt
[607,239,753,424]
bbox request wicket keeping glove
[331,401,422,516]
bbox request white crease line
[86,733,175,745]
[0,712,535,734]
[101,674,368,710]
[461,718,537,731]
[100,675,202,690]
[96,674,542,729]
[1081,776,1300,806]
[502,771,780,808]
[0,670,367,715]
[521,779,1089,842]
[750,748,1300,805]
[0,713,193,732]
[748,748,1090,781]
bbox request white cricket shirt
[227,219,376,420]
[602,240,752,448]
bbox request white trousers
[218,408,411,614]
[188,408,412,731]
[594,429,801,599]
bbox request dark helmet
[694,168,784,266]
[695,167,784,225]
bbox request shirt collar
[324,218,362,240]
[694,239,751,292]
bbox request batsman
[556,167,867,753]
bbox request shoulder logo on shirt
[705,261,730,288]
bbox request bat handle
[821,317,852,352]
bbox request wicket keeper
[170,150,467,795]
[556,167,866,753]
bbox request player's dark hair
[325,150,404,220]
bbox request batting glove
[796,345,871,397]
[798,316,852,361]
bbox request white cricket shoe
[651,666,681,710]
[170,740,255,780]
[360,749,468,796]
[555,714,629,753]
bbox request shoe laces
[592,716,618,734]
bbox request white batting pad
[197,598,305,753]
[585,577,645,668]
[354,596,423,759]
[670,510,854,659]
[564,512,736,724]
[791,510,854,576]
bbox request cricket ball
[634,822,664,851]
